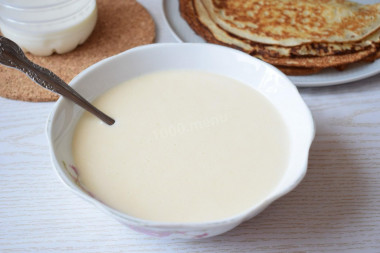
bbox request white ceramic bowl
[47,43,315,239]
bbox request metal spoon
[0,36,115,125]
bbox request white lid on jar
[0,0,97,56]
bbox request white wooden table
[1,1,380,252]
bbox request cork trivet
[0,0,155,102]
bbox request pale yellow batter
[72,70,289,222]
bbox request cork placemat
[0,0,155,102]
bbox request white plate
[163,0,380,87]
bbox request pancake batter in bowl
[72,70,290,223]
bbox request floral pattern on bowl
[61,161,96,199]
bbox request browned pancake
[201,0,380,46]
[180,0,322,75]
[254,45,377,68]
[180,0,380,75]
[276,66,323,76]
[194,0,380,57]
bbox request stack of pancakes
[180,0,380,75]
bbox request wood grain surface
[1,69,380,253]
[1,1,380,252]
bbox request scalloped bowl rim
[47,43,315,233]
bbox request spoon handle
[0,36,115,125]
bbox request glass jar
[0,0,97,56]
